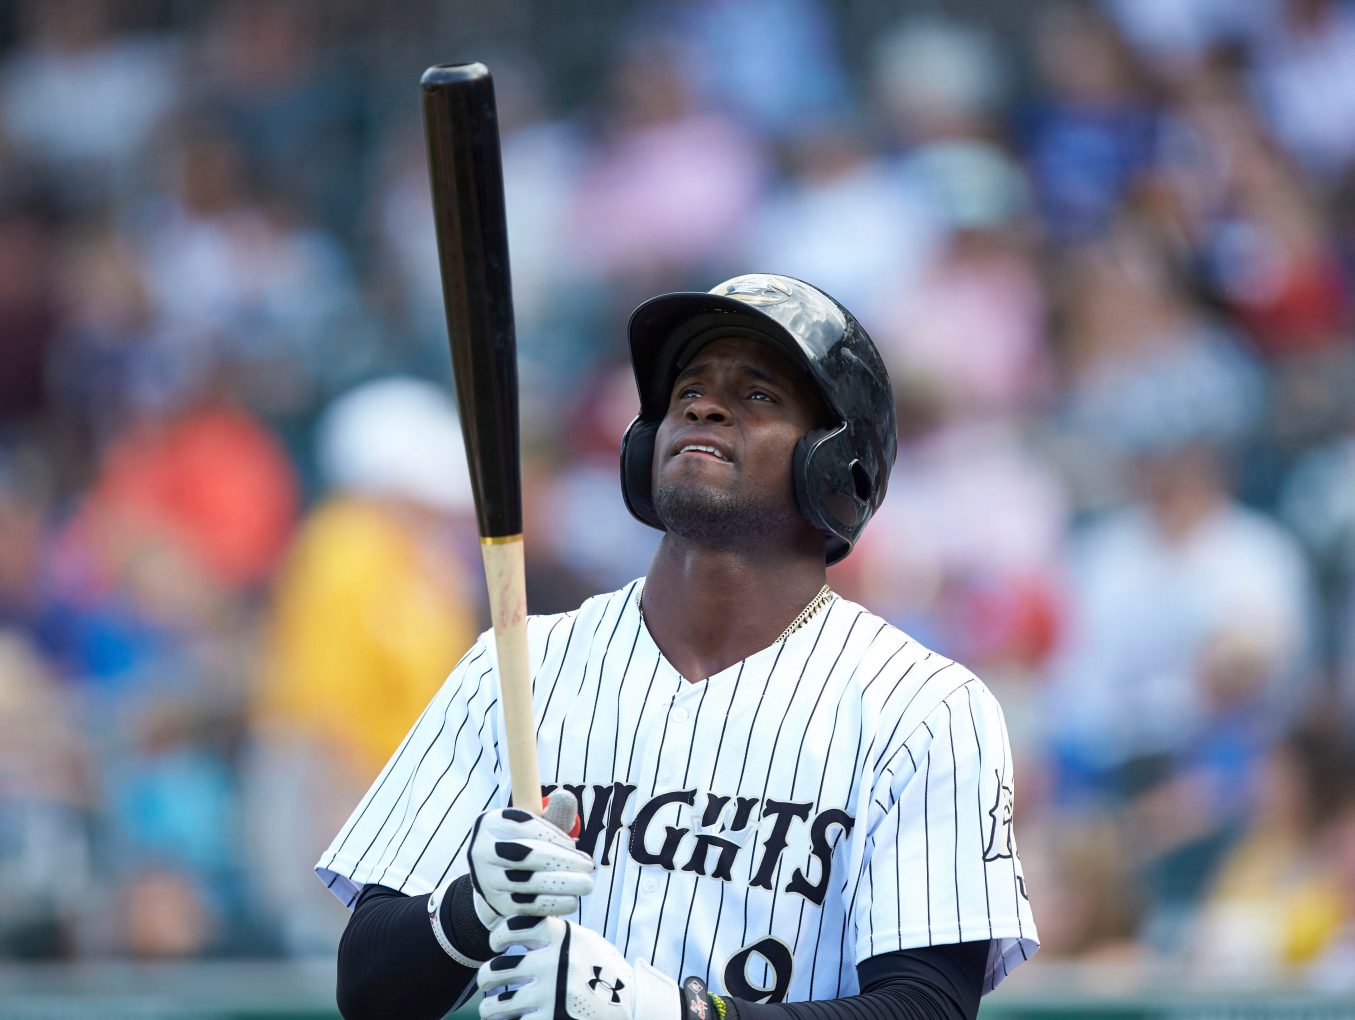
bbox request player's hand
[468,790,595,928]
[477,916,680,1020]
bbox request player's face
[651,336,825,544]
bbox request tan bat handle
[480,535,542,815]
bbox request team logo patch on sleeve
[983,772,1015,862]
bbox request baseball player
[318,274,1038,1020]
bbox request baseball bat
[421,62,541,816]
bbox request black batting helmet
[620,273,897,564]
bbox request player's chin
[654,478,727,520]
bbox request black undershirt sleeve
[335,883,989,1020]
[721,939,990,1020]
[335,881,486,1020]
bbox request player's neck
[641,539,828,683]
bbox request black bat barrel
[421,62,522,539]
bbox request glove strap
[427,880,488,967]
[681,975,727,1020]
[633,959,683,1020]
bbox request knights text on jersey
[316,581,1038,1000]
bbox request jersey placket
[617,669,703,958]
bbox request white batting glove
[477,916,681,1020]
[468,790,595,928]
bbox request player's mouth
[675,442,732,462]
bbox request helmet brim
[627,292,816,420]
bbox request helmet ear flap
[796,426,870,565]
[791,430,821,526]
[620,416,663,530]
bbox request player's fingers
[493,861,595,895]
[477,952,529,996]
[489,914,558,954]
[477,967,545,1020]
[478,991,536,1020]
[482,807,582,852]
[487,838,595,876]
[478,979,545,1020]
[507,893,588,918]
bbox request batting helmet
[620,273,897,564]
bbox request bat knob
[421,62,491,89]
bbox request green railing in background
[1,963,1351,1019]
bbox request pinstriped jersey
[316,581,1038,1001]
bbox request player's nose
[684,393,730,423]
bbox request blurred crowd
[3,0,1355,994]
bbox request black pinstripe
[946,702,962,942]
[598,648,663,930]
[535,615,579,743]
[966,686,994,940]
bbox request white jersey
[317,581,1038,1001]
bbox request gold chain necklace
[635,583,834,643]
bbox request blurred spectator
[1022,3,1158,240]
[0,0,181,204]
[0,632,93,958]
[664,0,851,141]
[1305,788,1355,992]
[119,867,218,959]
[259,376,479,776]
[1051,232,1267,507]
[246,377,481,954]
[71,402,298,593]
[1044,232,1318,944]
[871,16,1009,146]
[36,400,296,690]
[1017,811,1145,962]
[848,422,1067,670]
[880,139,1046,418]
[1104,0,1279,80]
[1188,719,1355,981]
[197,0,364,230]
[569,31,768,295]
[0,179,64,426]
[1206,129,1350,363]
[47,227,180,445]
[1047,402,1313,781]
[133,119,362,418]
[1279,431,1355,709]
[1250,0,1355,183]
[107,697,249,958]
[740,118,941,326]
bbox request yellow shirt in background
[259,497,478,777]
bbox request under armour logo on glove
[588,967,625,1004]
[478,916,683,1019]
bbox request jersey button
[657,769,673,784]
[641,876,660,894]
[673,707,689,722]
